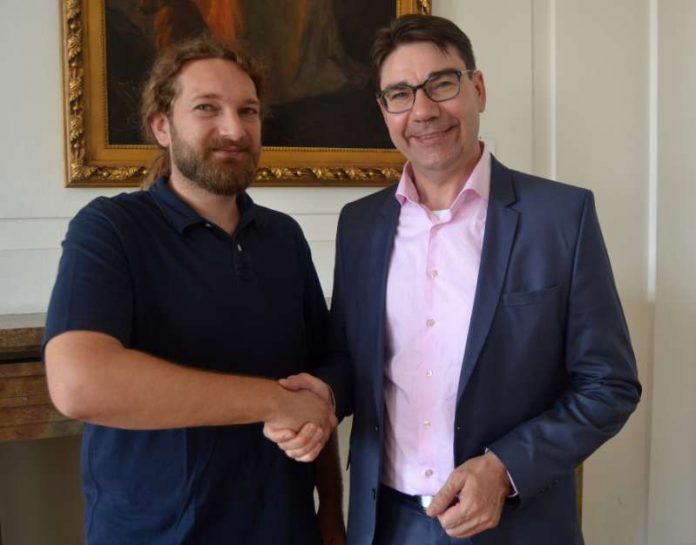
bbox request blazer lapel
[457,158,519,401]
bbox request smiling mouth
[409,126,455,142]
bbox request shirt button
[424,469,434,478]
[431,269,439,278]
[204,223,212,228]
[423,420,431,428]
[426,369,433,377]
[237,243,243,252]
[426,319,436,328]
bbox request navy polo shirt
[44,178,328,545]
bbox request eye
[433,79,455,89]
[385,88,412,101]
[239,106,260,117]
[194,103,218,114]
[429,75,458,90]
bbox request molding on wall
[531,0,556,179]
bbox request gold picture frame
[61,0,432,188]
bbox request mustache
[206,137,252,153]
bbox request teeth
[412,128,448,139]
[416,132,443,139]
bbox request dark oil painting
[105,0,395,149]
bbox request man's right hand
[264,373,336,462]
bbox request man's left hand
[426,451,511,538]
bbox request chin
[415,153,461,173]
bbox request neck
[168,171,241,234]
[413,147,483,210]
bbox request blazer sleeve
[487,191,641,504]
[313,210,354,420]
[295,224,330,374]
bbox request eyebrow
[189,92,260,106]
[381,68,462,91]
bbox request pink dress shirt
[381,145,491,495]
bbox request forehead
[379,42,466,87]
[174,57,258,102]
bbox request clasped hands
[264,373,337,462]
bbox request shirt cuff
[326,384,337,411]
[485,447,519,498]
[506,470,519,498]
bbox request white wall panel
[0,249,61,314]
[648,0,696,542]
[0,219,70,251]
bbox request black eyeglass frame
[376,69,476,114]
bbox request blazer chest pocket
[501,284,559,307]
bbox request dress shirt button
[423,420,431,428]
[204,223,212,228]
[426,369,433,377]
[424,469,434,478]
[236,243,243,252]
[431,269,439,278]
[426,318,436,328]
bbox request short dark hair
[370,14,477,88]
[140,35,264,187]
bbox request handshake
[263,373,337,462]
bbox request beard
[169,123,259,196]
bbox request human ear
[149,113,171,147]
[473,71,487,113]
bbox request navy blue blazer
[319,157,641,545]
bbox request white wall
[1,1,694,544]
[648,0,696,543]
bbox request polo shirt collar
[149,177,259,234]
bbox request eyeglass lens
[382,71,462,113]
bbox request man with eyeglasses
[266,13,640,545]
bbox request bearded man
[43,37,344,545]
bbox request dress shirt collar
[395,142,491,210]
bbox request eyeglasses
[377,69,474,114]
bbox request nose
[217,110,246,141]
[410,87,439,121]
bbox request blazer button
[374,425,379,432]
[372,488,376,500]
